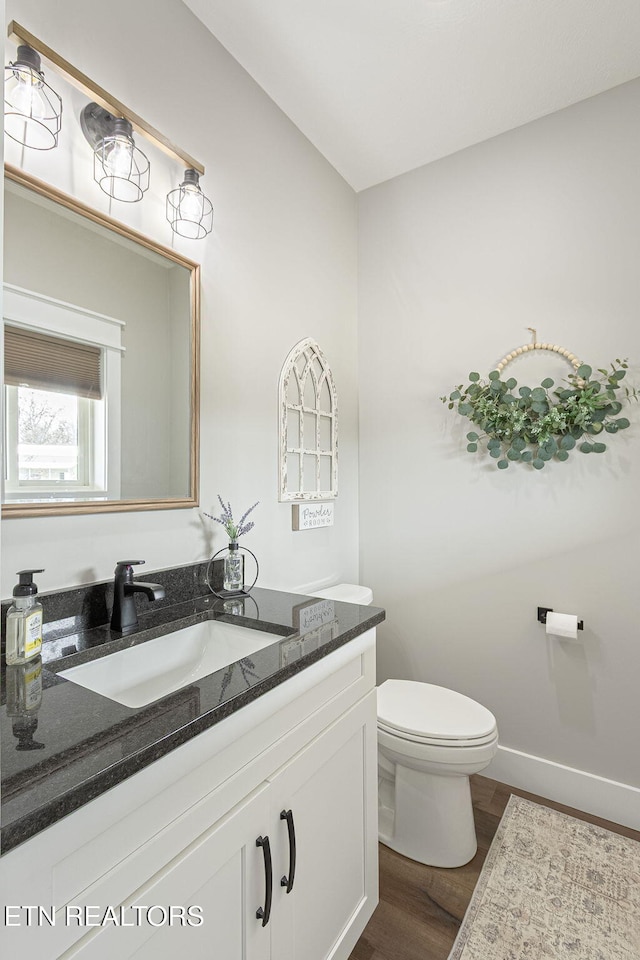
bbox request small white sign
[292,502,335,530]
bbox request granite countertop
[0,572,384,856]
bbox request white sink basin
[58,619,281,708]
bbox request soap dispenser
[5,569,45,665]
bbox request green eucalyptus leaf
[446,355,633,466]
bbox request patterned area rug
[449,795,640,959]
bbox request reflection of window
[2,284,123,502]
[5,385,95,488]
[279,338,337,501]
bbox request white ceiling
[183,0,640,192]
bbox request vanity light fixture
[80,103,150,203]
[7,22,208,232]
[166,169,213,239]
[4,44,62,150]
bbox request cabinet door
[66,785,272,960]
[268,692,378,960]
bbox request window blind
[4,325,103,399]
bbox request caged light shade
[81,104,150,203]
[93,117,150,203]
[166,169,213,239]
[4,44,62,150]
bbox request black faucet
[110,560,165,633]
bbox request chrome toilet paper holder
[537,607,584,630]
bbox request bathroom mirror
[2,166,200,518]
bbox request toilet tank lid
[377,680,497,740]
[311,583,373,605]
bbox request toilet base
[379,765,478,868]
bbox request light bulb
[179,183,204,222]
[102,134,134,179]
[8,66,47,119]
[166,169,213,238]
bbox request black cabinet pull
[280,809,297,894]
[255,835,273,926]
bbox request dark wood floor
[349,774,640,960]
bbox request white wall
[1,0,359,595]
[358,79,640,790]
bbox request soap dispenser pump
[5,569,45,665]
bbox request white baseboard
[485,745,640,832]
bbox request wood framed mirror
[2,165,200,518]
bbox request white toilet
[311,583,499,869]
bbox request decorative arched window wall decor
[279,338,338,501]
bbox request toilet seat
[377,720,498,748]
[377,679,497,744]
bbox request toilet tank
[311,583,373,605]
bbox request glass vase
[223,541,244,592]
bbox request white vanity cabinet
[0,629,378,960]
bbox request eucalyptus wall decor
[442,335,637,470]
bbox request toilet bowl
[308,583,498,868]
[378,679,498,867]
